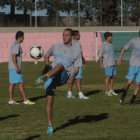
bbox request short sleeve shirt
[8,41,22,70]
[99,42,116,68]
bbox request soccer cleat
[35,74,48,86]
[120,93,126,104]
[105,91,112,96]
[79,95,89,99]
[109,90,118,96]
[23,100,35,105]
[66,94,75,99]
[8,100,19,105]
[47,126,54,134]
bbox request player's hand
[117,58,121,65]
[100,64,104,69]
[16,67,21,74]
[68,76,74,84]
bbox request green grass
[0,61,140,140]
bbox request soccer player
[99,32,118,96]
[117,35,140,105]
[66,30,88,99]
[35,28,82,134]
[8,31,35,105]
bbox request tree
[0,0,16,18]
[62,0,74,26]
[38,0,63,26]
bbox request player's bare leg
[46,95,54,126]
[105,76,110,91]
[109,76,117,95]
[46,95,54,134]
[35,64,64,85]
[76,78,89,99]
[47,64,64,77]
[110,76,115,91]
[19,83,27,101]
[76,79,82,92]
[105,76,112,96]
[9,83,15,101]
[67,80,75,98]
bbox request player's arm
[80,44,86,64]
[12,54,20,73]
[117,39,134,65]
[42,45,55,75]
[117,48,126,65]
[99,57,104,69]
[82,54,86,64]
[44,55,49,65]
[12,45,20,73]
[99,44,104,69]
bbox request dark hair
[64,28,74,36]
[73,30,79,36]
[15,31,24,40]
[104,32,112,40]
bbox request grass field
[1,61,140,140]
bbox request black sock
[132,95,136,100]
[123,89,127,95]
[130,95,137,104]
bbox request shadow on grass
[29,95,46,102]
[85,90,101,96]
[17,95,46,103]
[114,89,124,94]
[17,135,40,140]
[0,114,19,121]
[54,113,108,132]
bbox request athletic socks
[130,95,137,105]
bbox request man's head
[16,31,24,43]
[63,28,73,46]
[73,30,80,41]
[104,32,112,42]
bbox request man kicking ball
[35,28,82,134]
[117,33,140,105]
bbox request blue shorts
[75,66,83,79]
[104,66,117,76]
[126,66,140,83]
[9,69,24,84]
[44,69,69,96]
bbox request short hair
[15,31,24,40]
[64,28,74,36]
[104,32,112,40]
[73,30,79,36]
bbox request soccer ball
[30,46,44,60]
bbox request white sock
[68,91,72,96]
[79,92,83,97]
